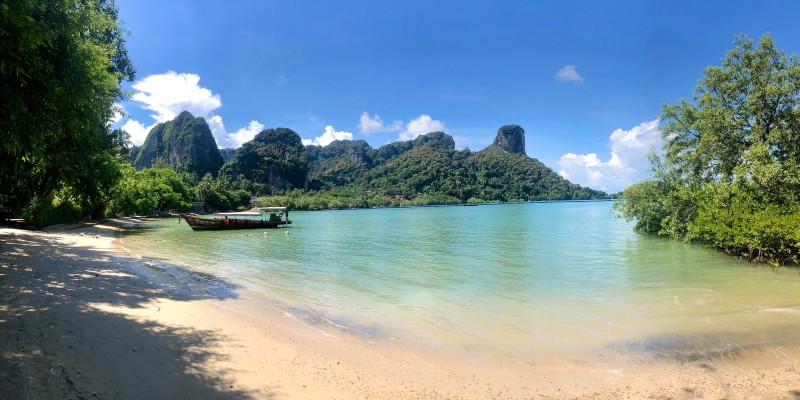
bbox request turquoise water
[120,201,800,362]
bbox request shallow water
[119,201,800,362]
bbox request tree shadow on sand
[0,230,282,399]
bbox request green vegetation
[4,0,796,273]
[1,0,135,224]
[0,1,604,227]
[133,111,223,178]
[615,34,800,266]
[255,188,403,210]
[106,166,192,217]
[219,128,308,193]
[303,129,605,205]
[192,173,252,212]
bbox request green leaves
[133,111,223,178]
[689,184,800,266]
[613,180,667,234]
[0,0,135,224]
[618,34,800,265]
[106,167,192,216]
[219,128,308,193]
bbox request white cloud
[131,71,222,122]
[358,112,446,141]
[206,115,226,143]
[274,75,287,85]
[228,120,265,148]
[555,65,585,83]
[117,71,265,148]
[358,112,403,135]
[398,115,446,141]
[557,118,662,192]
[359,112,384,134]
[121,119,153,147]
[451,135,469,150]
[205,115,265,148]
[302,125,353,146]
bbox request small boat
[179,207,292,231]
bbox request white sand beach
[2,219,800,399]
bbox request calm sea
[119,201,800,362]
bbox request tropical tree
[0,0,135,224]
[106,167,193,217]
[615,34,800,265]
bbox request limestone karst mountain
[133,111,223,178]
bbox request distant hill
[219,128,308,192]
[306,139,375,188]
[466,146,603,200]
[305,125,605,201]
[132,111,223,177]
[305,132,458,190]
[131,112,606,201]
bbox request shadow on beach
[0,228,279,399]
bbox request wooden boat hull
[179,213,292,231]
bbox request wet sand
[2,219,800,399]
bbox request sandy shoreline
[2,219,800,399]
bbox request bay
[119,201,800,363]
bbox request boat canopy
[213,207,288,217]
[256,207,288,213]
[213,211,261,217]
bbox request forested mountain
[304,131,458,190]
[128,113,604,203]
[219,148,236,163]
[219,128,308,192]
[304,125,605,201]
[365,138,466,198]
[306,139,376,188]
[466,147,602,201]
[133,111,223,177]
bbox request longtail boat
[179,207,291,231]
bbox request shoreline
[2,219,800,398]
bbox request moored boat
[179,207,292,231]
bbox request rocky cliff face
[133,111,223,177]
[491,125,526,155]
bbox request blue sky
[114,0,800,192]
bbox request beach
[2,219,800,399]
